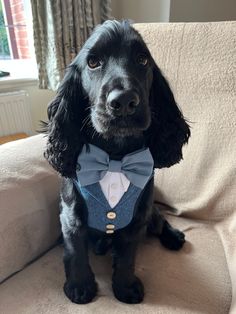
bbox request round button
[111,183,118,189]
[110,195,117,203]
[106,224,115,229]
[106,230,114,234]
[107,212,116,219]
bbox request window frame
[0,0,37,82]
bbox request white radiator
[0,90,34,136]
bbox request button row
[108,182,119,206]
[106,212,116,234]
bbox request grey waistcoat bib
[74,180,143,232]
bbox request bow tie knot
[108,160,122,172]
[76,144,154,189]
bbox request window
[0,0,37,81]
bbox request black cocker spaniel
[44,20,190,304]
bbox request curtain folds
[31,0,111,90]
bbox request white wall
[111,0,236,23]
[111,0,170,22]
[170,0,236,22]
[26,85,55,132]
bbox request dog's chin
[101,127,142,139]
[92,114,151,139]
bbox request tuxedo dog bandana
[74,144,154,233]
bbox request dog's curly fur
[43,20,190,304]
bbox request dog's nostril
[129,100,139,109]
[110,100,121,110]
[126,96,140,115]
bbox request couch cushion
[0,216,231,314]
[0,135,61,282]
[134,21,236,312]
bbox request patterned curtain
[31,0,111,90]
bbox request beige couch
[0,21,235,314]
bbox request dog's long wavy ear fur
[44,64,87,178]
[146,65,191,168]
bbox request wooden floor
[0,133,28,145]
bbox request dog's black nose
[107,89,140,116]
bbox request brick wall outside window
[3,0,30,59]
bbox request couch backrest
[134,22,236,221]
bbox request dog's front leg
[62,228,97,304]
[112,236,144,304]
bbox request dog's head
[79,20,153,138]
[45,20,190,177]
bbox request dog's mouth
[91,109,151,138]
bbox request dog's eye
[88,57,101,69]
[137,54,149,66]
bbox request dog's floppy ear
[44,63,87,177]
[146,64,190,168]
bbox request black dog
[44,20,190,304]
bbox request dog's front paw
[64,279,97,304]
[159,223,185,251]
[112,276,144,304]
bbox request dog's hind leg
[147,205,185,250]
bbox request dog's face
[77,20,154,138]
[45,20,190,177]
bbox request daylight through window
[0,0,31,60]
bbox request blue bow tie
[76,144,154,189]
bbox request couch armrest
[0,135,61,282]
